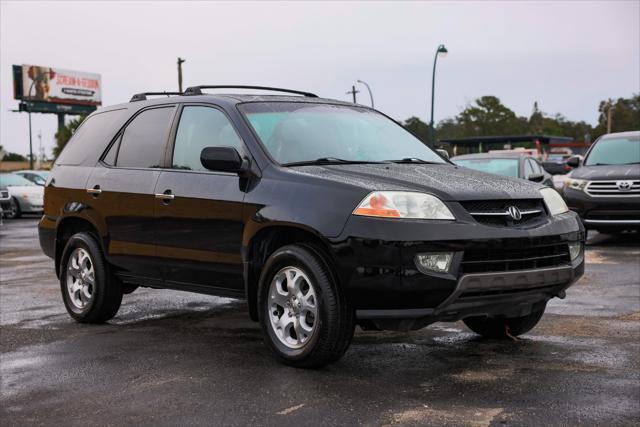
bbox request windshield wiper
[283,157,389,167]
[385,158,443,164]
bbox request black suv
[563,131,640,233]
[39,86,585,367]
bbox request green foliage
[403,116,430,142]
[54,115,87,158]
[0,145,28,161]
[403,94,639,144]
[593,94,640,137]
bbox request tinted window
[116,107,174,168]
[585,135,640,166]
[172,106,244,171]
[56,109,127,166]
[455,158,519,178]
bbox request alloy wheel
[66,247,95,309]
[268,266,318,349]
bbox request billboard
[13,64,101,106]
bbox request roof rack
[183,85,318,98]
[130,92,183,102]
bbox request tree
[403,116,430,142]
[54,115,86,158]
[593,94,640,138]
[0,145,28,161]
[435,96,528,140]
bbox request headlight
[540,188,569,216]
[564,178,587,191]
[353,191,455,220]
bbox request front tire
[463,307,545,338]
[60,232,122,323]
[258,244,354,368]
[4,197,21,219]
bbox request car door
[153,104,247,294]
[87,105,176,282]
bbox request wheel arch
[243,224,337,322]
[54,216,105,278]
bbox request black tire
[463,307,545,338]
[4,197,21,219]
[59,232,122,323]
[258,244,355,368]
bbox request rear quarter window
[55,108,128,166]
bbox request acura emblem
[617,180,632,192]
[507,206,522,220]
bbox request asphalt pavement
[1,217,639,426]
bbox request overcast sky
[1,0,639,157]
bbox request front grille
[460,242,571,274]
[586,180,640,196]
[585,210,640,221]
[460,199,547,228]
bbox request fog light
[568,242,582,261]
[415,252,453,274]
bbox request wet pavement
[1,217,639,426]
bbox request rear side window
[116,107,175,168]
[172,106,244,171]
[56,109,127,166]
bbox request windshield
[455,158,519,178]
[239,102,446,165]
[585,135,640,166]
[0,174,36,187]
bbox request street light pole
[357,80,374,108]
[429,44,448,147]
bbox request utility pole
[606,100,613,134]
[346,85,359,104]
[177,57,186,93]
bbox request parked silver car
[0,173,44,219]
[14,170,49,186]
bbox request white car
[0,173,44,219]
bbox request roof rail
[183,85,318,98]
[130,92,183,102]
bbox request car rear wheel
[258,244,354,368]
[4,197,21,219]
[60,232,123,323]
[463,307,545,338]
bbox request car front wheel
[4,197,21,219]
[258,244,354,368]
[463,307,545,338]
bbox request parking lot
[1,216,638,426]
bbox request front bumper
[564,187,640,230]
[330,210,584,329]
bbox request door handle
[86,186,102,196]
[155,192,175,201]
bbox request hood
[291,163,543,201]
[570,164,640,181]
[7,185,43,196]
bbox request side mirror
[436,149,450,160]
[566,156,581,168]
[528,173,545,183]
[200,146,247,173]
